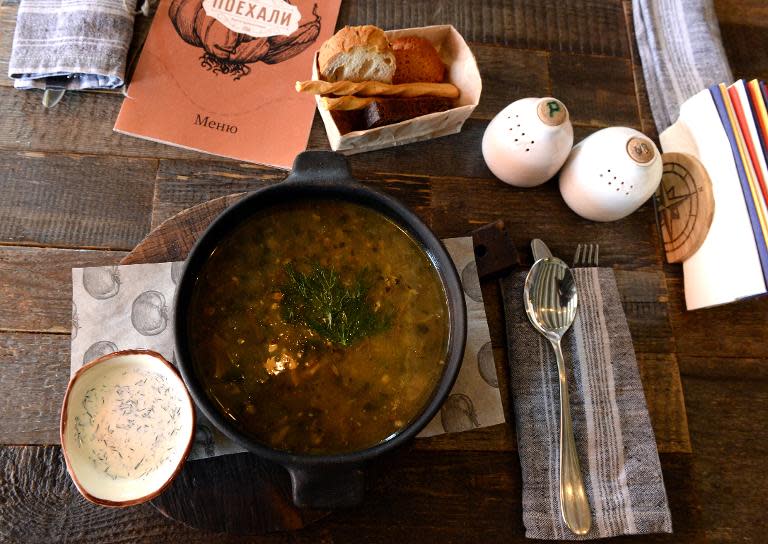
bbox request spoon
[523,257,591,535]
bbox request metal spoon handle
[551,338,592,535]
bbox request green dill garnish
[280,264,390,347]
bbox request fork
[573,243,599,267]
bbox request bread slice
[361,97,454,129]
[391,37,445,84]
[318,26,396,83]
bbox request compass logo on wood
[657,152,715,263]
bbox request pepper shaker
[559,127,662,222]
[482,97,574,187]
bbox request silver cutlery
[531,238,553,261]
[523,256,592,535]
[573,243,599,267]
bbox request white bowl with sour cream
[60,350,195,507]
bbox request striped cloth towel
[633,0,733,131]
[8,0,141,92]
[502,267,672,539]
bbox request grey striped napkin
[502,267,672,539]
[8,0,141,92]
[633,0,733,131]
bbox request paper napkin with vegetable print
[71,237,505,460]
[503,267,672,539]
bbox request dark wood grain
[151,160,433,229]
[152,453,329,535]
[0,86,204,159]
[549,52,641,129]
[0,444,706,543]
[637,353,691,454]
[338,0,630,56]
[0,247,126,333]
[0,445,245,544]
[430,170,662,270]
[678,355,768,543]
[719,23,768,82]
[666,268,768,359]
[470,46,550,120]
[0,332,69,444]
[0,151,156,250]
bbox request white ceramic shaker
[482,97,574,187]
[559,127,663,222]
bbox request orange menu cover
[115,0,340,168]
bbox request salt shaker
[482,97,574,187]
[559,127,662,222]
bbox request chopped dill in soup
[187,199,449,455]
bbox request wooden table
[0,0,766,542]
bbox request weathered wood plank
[0,333,69,445]
[0,151,156,250]
[470,46,550,120]
[0,86,204,159]
[0,246,126,333]
[0,445,702,542]
[152,160,433,228]
[151,162,285,228]
[550,52,641,129]
[637,353,691,453]
[430,171,662,270]
[0,445,231,543]
[678,355,768,542]
[666,268,768,359]
[715,0,768,28]
[317,119,490,178]
[338,0,630,56]
[719,23,768,81]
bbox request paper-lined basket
[312,25,481,154]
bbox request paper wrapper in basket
[313,25,481,154]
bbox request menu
[115,0,341,168]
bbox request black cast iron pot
[174,151,467,509]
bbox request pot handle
[288,464,365,509]
[283,150,357,185]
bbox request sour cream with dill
[62,352,195,506]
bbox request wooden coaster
[121,193,329,535]
[657,152,715,263]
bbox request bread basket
[312,25,481,154]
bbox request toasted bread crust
[318,25,393,76]
[391,36,445,84]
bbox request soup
[187,199,449,455]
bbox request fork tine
[572,243,601,267]
[573,244,582,267]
